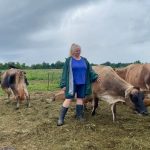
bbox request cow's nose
[139,92,144,100]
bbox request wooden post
[51,72,54,82]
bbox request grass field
[26,69,62,92]
[0,69,150,150]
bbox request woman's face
[72,48,81,57]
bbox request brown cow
[91,65,148,121]
[115,64,150,90]
[1,68,30,109]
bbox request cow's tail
[145,72,150,90]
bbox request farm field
[0,69,150,150]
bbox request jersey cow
[91,65,148,121]
[115,64,150,90]
[0,68,30,109]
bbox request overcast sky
[0,0,150,65]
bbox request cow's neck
[108,74,132,97]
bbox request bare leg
[63,99,72,107]
[76,98,83,105]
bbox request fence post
[51,72,54,82]
[47,72,50,90]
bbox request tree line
[0,60,142,70]
[101,60,142,68]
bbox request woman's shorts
[65,84,86,99]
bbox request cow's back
[92,65,131,97]
[1,69,18,89]
[125,64,143,87]
[125,64,150,89]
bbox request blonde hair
[69,43,81,56]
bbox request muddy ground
[0,91,150,150]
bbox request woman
[57,43,98,126]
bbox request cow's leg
[111,103,116,122]
[51,94,56,101]
[4,88,12,100]
[145,84,150,91]
[83,96,93,111]
[25,88,30,107]
[8,92,11,99]
[26,94,30,108]
[16,98,20,109]
[91,96,99,116]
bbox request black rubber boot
[76,105,85,121]
[57,106,68,126]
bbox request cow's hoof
[91,111,95,116]
[84,107,88,111]
[27,103,31,108]
[16,107,19,110]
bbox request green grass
[25,69,62,92]
[25,69,62,81]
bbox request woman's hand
[62,87,66,91]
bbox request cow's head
[17,71,25,82]
[129,87,143,101]
[14,70,29,85]
[125,86,147,113]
